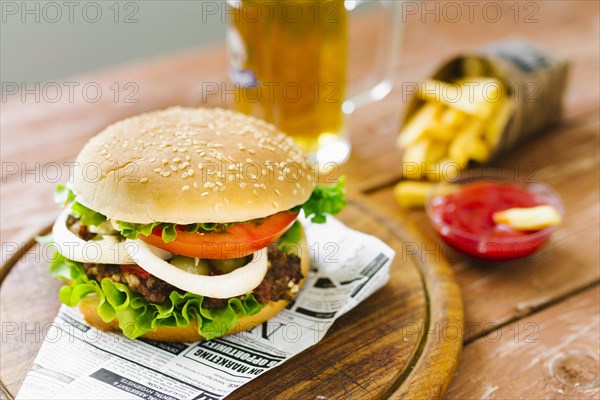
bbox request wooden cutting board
[0,199,462,399]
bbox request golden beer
[227,0,348,159]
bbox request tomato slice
[139,211,299,259]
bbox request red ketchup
[428,181,551,261]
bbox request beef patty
[83,242,303,307]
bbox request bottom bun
[79,228,310,342]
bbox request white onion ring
[52,208,171,264]
[126,240,269,298]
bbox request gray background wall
[1,1,227,85]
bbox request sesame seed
[182,172,189,178]
[201,192,209,196]
[162,171,172,177]
[150,157,156,162]
[182,185,190,191]
[216,181,223,187]
[193,181,199,189]
[173,157,181,163]
[240,182,247,189]
[188,169,194,176]
[154,168,162,173]
[170,165,178,171]
[273,201,280,208]
[139,177,148,183]
[275,189,282,196]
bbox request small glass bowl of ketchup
[425,169,564,261]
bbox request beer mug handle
[342,0,403,114]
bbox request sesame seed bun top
[72,107,315,224]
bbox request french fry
[403,140,429,165]
[418,79,461,107]
[455,77,502,118]
[401,139,448,180]
[397,102,441,148]
[426,108,463,142]
[425,140,448,164]
[469,137,491,163]
[440,107,466,129]
[448,119,483,165]
[419,77,502,119]
[398,74,513,181]
[393,181,434,209]
[483,97,514,149]
[493,205,562,230]
[430,159,465,182]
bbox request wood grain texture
[0,201,463,399]
[446,285,600,399]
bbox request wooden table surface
[2,1,599,398]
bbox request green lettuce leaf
[115,221,233,243]
[278,221,302,255]
[54,184,76,205]
[70,202,107,227]
[48,249,264,340]
[115,221,162,240]
[299,177,347,223]
[54,184,107,227]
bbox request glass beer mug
[227,0,402,164]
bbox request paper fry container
[402,39,570,160]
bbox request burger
[47,107,345,342]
